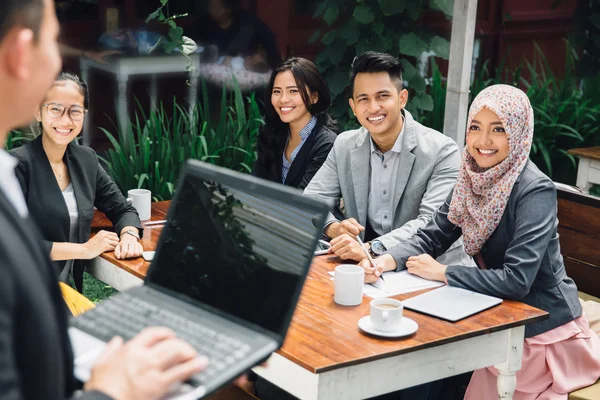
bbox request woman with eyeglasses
[10,72,143,292]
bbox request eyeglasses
[43,103,87,122]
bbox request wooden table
[91,202,548,400]
[569,147,600,193]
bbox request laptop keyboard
[71,292,252,383]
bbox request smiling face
[271,69,315,129]
[467,107,510,169]
[349,71,408,150]
[36,81,85,147]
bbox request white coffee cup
[370,298,403,332]
[127,189,151,221]
[334,264,364,306]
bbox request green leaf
[145,6,163,23]
[315,52,330,69]
[355,40,372,56]
[163,41,179,54]
[400,59,418,80]
[371,34,393,53]
[308,29,321,44]
[322,31,337,45]
[160,0,169,5]
[373,22,384,35]
[590,14,600,29]
[430,0,454,17]
[412,92,434,111]
[323,6,340,26]
[329,68,350,97]
[328,38,346,65]
[378,0,407,16]
[354,5,375,24]
[405,0,421,21]
[340,20,361,45]
[399,33,428,57]
[430,36,450,59]
[314,1,328,18]
[407,74,426,92]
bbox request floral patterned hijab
[447,84,534,256]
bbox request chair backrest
[557,188,600,298]
[59,282,95,317]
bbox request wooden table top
[568,146,600,161]
[93,201,548,374]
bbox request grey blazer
[387,161,582,338]
[304,109,471,266]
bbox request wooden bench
[556,187,600,400]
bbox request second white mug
[127,189,151,221]
[334,264,364,306]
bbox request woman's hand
[115,233,143,260]
[406,254,447,282]
[358,254,397,283]
[83,230,119,259]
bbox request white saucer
[358,316,418,338]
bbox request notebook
[402,285,503,322]
[69,160,329,399]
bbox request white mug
[370,298,403,332]
[334,264,364,306]
[127,189,151,221]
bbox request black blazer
[254,124,337,189]
[11,136,142,291]
[0,189,111,399]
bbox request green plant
[521,43,600,183]
[4,130,31,150]
[419,59,446,132]
[309,0,453,130]
[100,80,263,201]
[146,0,188,54]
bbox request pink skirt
[464,315,600,400]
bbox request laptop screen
[146,162,327,336]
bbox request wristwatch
[122,229,140,241]
[369,240,387,257]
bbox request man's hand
[358,254,397,283]
[114,233,143,259]
[85,327,207,400]
[329,234,366,261]
[406,254,447,282]
[325,218,364,239]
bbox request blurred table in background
[569,147,600,193]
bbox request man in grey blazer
[304,51,470,267]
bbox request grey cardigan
[387,161,581,338]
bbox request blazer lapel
[350,128,371,230]
[284,125,319,185]
[393,110,417,207]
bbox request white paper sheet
[329,270,444,298]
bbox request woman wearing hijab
[360,85,600,399]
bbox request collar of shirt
[369,113,405,156]
[0,148,28,217]
[297,115,318,140]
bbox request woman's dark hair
[53,72,90,109]
[256,57,336,181]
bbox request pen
[144,219,166,226]
[355,235,385,282]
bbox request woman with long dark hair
[254,57,337,189]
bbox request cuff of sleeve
[322,219,339,238]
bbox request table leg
[150,74,158,111]
[495,326,524,400]
[188,59,201,123]
[117,73,129,146]
[576,157,593,193]
[80,60,91,147]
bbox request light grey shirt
[367,119,405,236]
[59,182,79,282]
[0,149,28,218]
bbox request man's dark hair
[349,51,404,97]
[0,0,44,42]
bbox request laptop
[402,285,503,322]
[69,160,329,398]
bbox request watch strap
[122,229,140,241]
